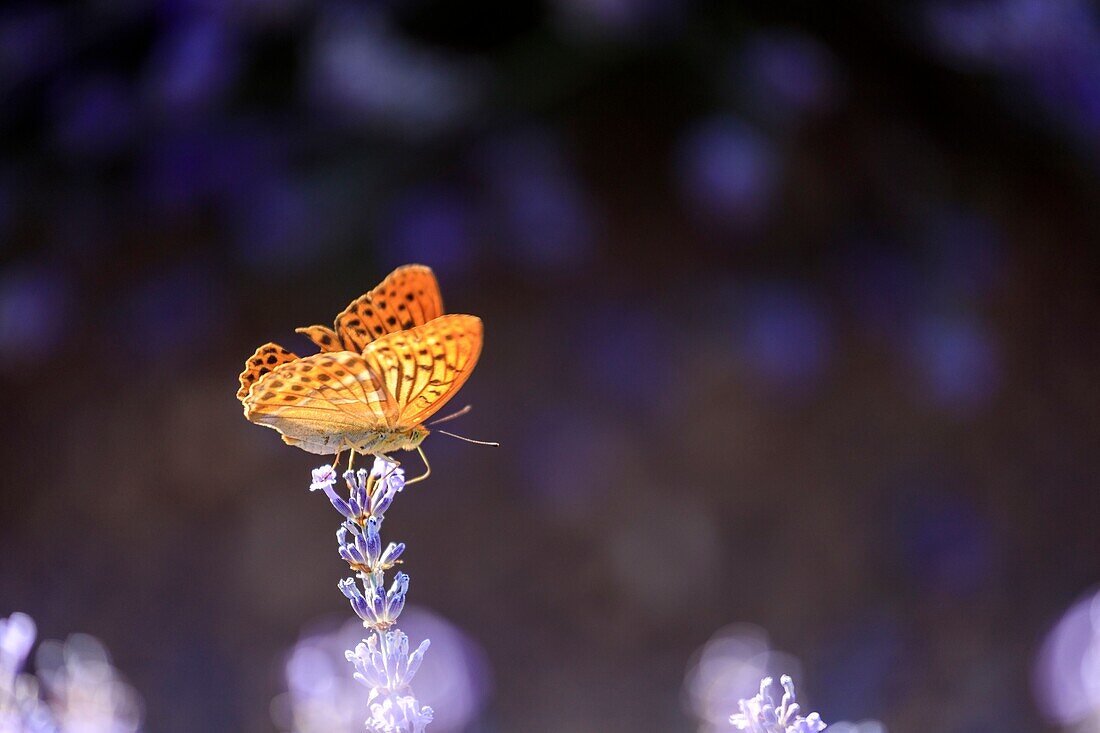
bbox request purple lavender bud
[343,541,365,563]
[389,572,410,599]
[370,484,395,516]
[354,527,370,560]
[406,638,430,678]
[365,517,382,567]
[372,586,387,618]
[344,469,369,513]
[386,573,410,618]
[338,579,371,621]
[355,468,370,505]
[387,593,406,621]
[380,541,405,565]
[337,578,359,600]
[313,477,354,518]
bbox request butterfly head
[399,426,430,451]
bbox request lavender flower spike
[309,460,432,732]
[730,675,827,733]
[1,612,143,732]
[0,612,55,732]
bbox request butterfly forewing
[362,314,483,427]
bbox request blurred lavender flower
[0,7,67,91]
[0,266,69,365]
[143,14,240,118]
[473,128,596,272]
[925,0,1093,67]
[675,116,780,233]
[0,612,54,732]
[925,0,1100,147]
[729,675,826,733]
[347,632,433,733]
[307,5,483,136]
[310,458,434,732]
[1035,587,1100,727]
[276,611,490,733]
[0,612,143,733]
[382,186,476,278]
[50,74,138,158]
[736,284,832,394]
[35,634,143,732]
[551,0,686,40]
[735,32,843,125]
[909,313,1000,411]
[826,723,885,733]
[684,624,804,732]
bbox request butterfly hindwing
[295,265,445,354]
[361,314,483,427]
[241,350,397,452]
[294,325,342,353]
[238,343,299,401]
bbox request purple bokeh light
[909,314,1000,411]
[473,128,596,272]
[307,5,483,136]
[736,283,833,394]
[0,266,69,364]
[1035,587,1100,726]
[925,0,1100,147]
[551,0,687,40]
[736,31,843,124]
[381,185,476,278]
[675,116,780,232]
[51,74,138,158]
[144,14,240,118]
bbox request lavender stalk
[309,459,433,733]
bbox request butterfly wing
[296,265,445,353]
[238,343,299,402]
[361,314,483,428]
[294,325,342,353]
[241,350,397,453]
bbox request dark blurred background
[3,0,1100,731]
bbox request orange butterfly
[238,265,488,479]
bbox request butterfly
[238,265,489,479]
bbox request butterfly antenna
[436,429,500,447]
[429,405,473,426]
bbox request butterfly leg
[348,448,356,473]
[404,446,431,486]
[330,445,344,473]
